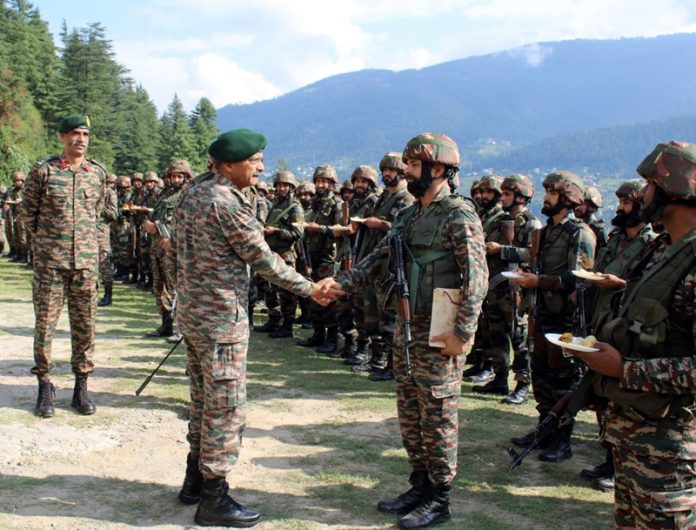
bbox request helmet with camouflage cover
[144,171,159,183]
[470,179,481,195]
[132,172,143,182]
[379,152,406,174]
[542,171,585,206]
[350,165,378,188]
[256,180,270,193]
[11,170,25,182]
[118,175,131,187]
[313,164,338,183]
[167,159,193,177]
[107,174,118,184]
[636,141,696,201]
[502,173,534,199]
[273,170,298,188]
[478,175,503,194]
[584,185,602,208]
[298,180,316,194]
[402,132,460,168]
[615,179,644,201]
[340,180,353,192]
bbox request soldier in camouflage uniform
[329,133,488,529]
[0,183,6,255]
[253,170,305,338]
[470,179,483,212]
[352,153,415,380]
[143,160,192,339]
[127,172,145,285]
[7,171,28,263]
[297,165,343,352]
[339,179,355,203]
[112,175,134,281]
[295,181,316,328]
[136,171,160,291]
[171,129,328,527]
[97,174,119,307]
[510,171,596,463]
[575,185,609,251]
[569,141,696,529]
[21,114,106,418]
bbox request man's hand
[310,278,344,306]
[263,226,278,235]
[593,273,626,290]
[485,241,502,255]
[304,222,322,233]
[510,270,539,289]
[332,225,355,237]
[363,217,384,230]
[142,219,157,235]
[431,331,468,356]
[564,341,622,378]
[159,238,171,252]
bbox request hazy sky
[33,0,696,113]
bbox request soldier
[339,179,355,203]
[0,183,6,255]
[510,171,596,462]
[21,114,106,417]
[295,181,316,328]
[470,179,483,211]
[254,170,305,338]
[97,174,119,306]
[136,171,160,290]
[8,171,28,263]
[568,141,696,528]
[297,165,343,352]
[577,179,658,493]
[112,175,134,281]
[326,132,487,529]
[353,153,415,380]
[575,185,609,251]
[255,180,271,224]
[128,172,145,285]
[171,128,329,527]
[143,160,192,339]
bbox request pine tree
[157,94,196,172]
[113,83,160,174]
[189,97,218,172]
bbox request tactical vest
[595,231,696,421]
[305,193,339,258]
[482,206,510,278]
[265,196,301,254]
[392,195,472,315]
[538,217,583,320]
[356,190,407,262]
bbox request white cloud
[504,43,554,67]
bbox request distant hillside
[217,33,696,172]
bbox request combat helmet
[167,159,193,177]
[340,180,354,192]
[118,175,131,188]
[470,179,481,195]
[144,171,159,183]
[132,172,144,182]
[273,170,298,189]
[350,165,378,188]
[636,141,696,201]
[502,174,534,199]
[379,152,406,174]
[107,174,118,184]
[584,186,603,208]
[298,181,316,195]
[313,164,338,183]
[615,179,644,201]
[542,171,585,206]
[478,175,503,194]
[11,170,25,182]
[256,180,270,193]
[402,132,460,168]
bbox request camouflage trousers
[530,328,583,416]
[264,258,298,318]
[185,333,247,479]
[394,314,463,486]
[113,220,134,268]
[140,235,152,277]
[0,216,5,250]
[4,212,14,252]
[97,224,113,289]
[151,245,174,316]
[613,443,696,529]
[31,266,98,378]
[308,259,337,328]
[12,210,27,255]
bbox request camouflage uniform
[97,177,118,304]
[337,134,487,528]
[172,172,313,479]
[138,173,160,289]
[0,184,6,254]
[594,142,696,529]
[113,177,134,278]
[21,154,106,378]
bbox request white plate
[350,217,366,223]
[291,222,306,227]
[501,271,524,280]
[545,333,599,353]
[572,269,604,281]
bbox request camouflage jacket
[480,204,511,279]
[339,192,379,262]
[150,187,182,240]
[336,184,488,343]
[21,154,106,270]
[588,214,610,253]
[264,194,304,257]
[100,187,118,225]
[499,208,542,266]
[305,191,342,260]
[171,173,313,342]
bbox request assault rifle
[390,233,413,375]
[136,294,180,395]
[526,229,542,353]
[575,278,590,338]
[501,220,521,340]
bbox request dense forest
[0,0,218,185]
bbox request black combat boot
[331,333,357,359]
[125,266,139,284]
[501,381,529,405]
[297,327,325,348]
[377,470,429,515]
[468,360,495,384]
[146,273,153,292]
[253,315,281,333]
[352,340,385,373]
[398,483,451,529]
[472,367,509,395]
[179,452,204,504]
[369,352,394,381]
[247,302,255,329]
[269,317,295,339]
[511,413,551,449]
[538,422,573,463]
[316,326,339,355]
[71,375,96,415]
[343,338,369,365]
[160,313,174,338]
[97,286,113,307]
[194,477,261,527]
[581,447,614,481]
[35,380,55,418]
[147,316,165,337]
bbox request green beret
[58,114,91,133]
[208,128,267,163]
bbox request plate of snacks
[501,271,525,280]
[572,270,605,281]
[545,332,599,352]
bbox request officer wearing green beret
[21,114,106,418]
